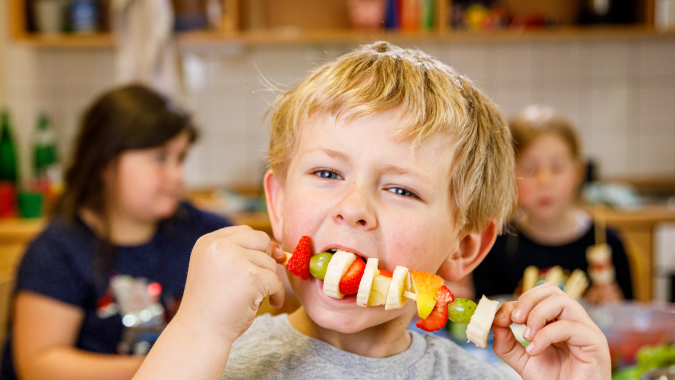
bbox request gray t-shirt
[221,314,510,379]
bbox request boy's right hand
[174,225,286,345]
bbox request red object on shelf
[0,181,17,218]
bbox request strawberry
[339,257,366,295]
[378,269,394,278]
[435,285,455,306]
[415,286,454,332]
[286,236,311,280]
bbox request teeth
[323,251,357,299]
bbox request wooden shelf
[13,33,116,48]
[10,24,675,49]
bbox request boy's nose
[332,186,377,230]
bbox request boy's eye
[314,170,342,180]
[387,187,417,199]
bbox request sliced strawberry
[415,286,454,332]
[378,269,393,278]
[286,236,311,280]
[339,257,366,295]
[435,286,454,307]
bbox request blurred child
[2,85,231,380]
[134,43,611,380]
[473,105,633,304]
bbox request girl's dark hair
[54,84,197,220]
[53,84,197,286]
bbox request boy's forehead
[296,110,456,172]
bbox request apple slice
[385,266,410,310]
[409,270,445,319]
[323,250,357,299]
[356,258,379,307]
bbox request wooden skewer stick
[403,291,418,301]
[594,203,607,247]
[282,251,292,266]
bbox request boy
[134,42,610,379]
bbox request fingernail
[275,247,284,258]
[512,309,522,319]
[495,312,504,320]
[523,327,531,339]
[526,342,535,353]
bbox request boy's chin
[290,277,415,334]
[306,306,395,334]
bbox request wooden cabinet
[7,0,670,48]
[600,207,675,303]
[0,219,45,276]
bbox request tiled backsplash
[2,17,674,188]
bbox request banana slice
[384,266,409,310]
[356,258,379,307]
[323,250,357,299]
[466,295,500,348]
[367,275,392,306]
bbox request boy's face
[267,110,462,333]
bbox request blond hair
[267,41,516,232]
[509,105,581,161]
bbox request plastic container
[587,301,675,367]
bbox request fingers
[492,324,529,375]
[258,269,286,309]
[270,241,286,264]
[521,291,592,343]
[512,283,593,330]
[229,228,273,254]
[492,301,516,328]
[526,320,608,358]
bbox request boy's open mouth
[323,247,367,261]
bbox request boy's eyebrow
[309,148,350,162]
[381,164,431,184]
[309,148,432,184]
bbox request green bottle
[0,110,18,183]
[33,112,58,180]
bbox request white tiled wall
[2,5,674,188]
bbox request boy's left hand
[492,283,611,380]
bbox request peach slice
[409,270,444,319]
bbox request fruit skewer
[280,237,500,347]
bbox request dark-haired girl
[2,85,231,380]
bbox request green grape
[309,252,333,280]
[448,298,477,324]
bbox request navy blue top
[1,202,230,379]
[473,224,633,300]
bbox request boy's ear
[436,219,498,282]
[263,169,284,242]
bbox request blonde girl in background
[472,105,633,304]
